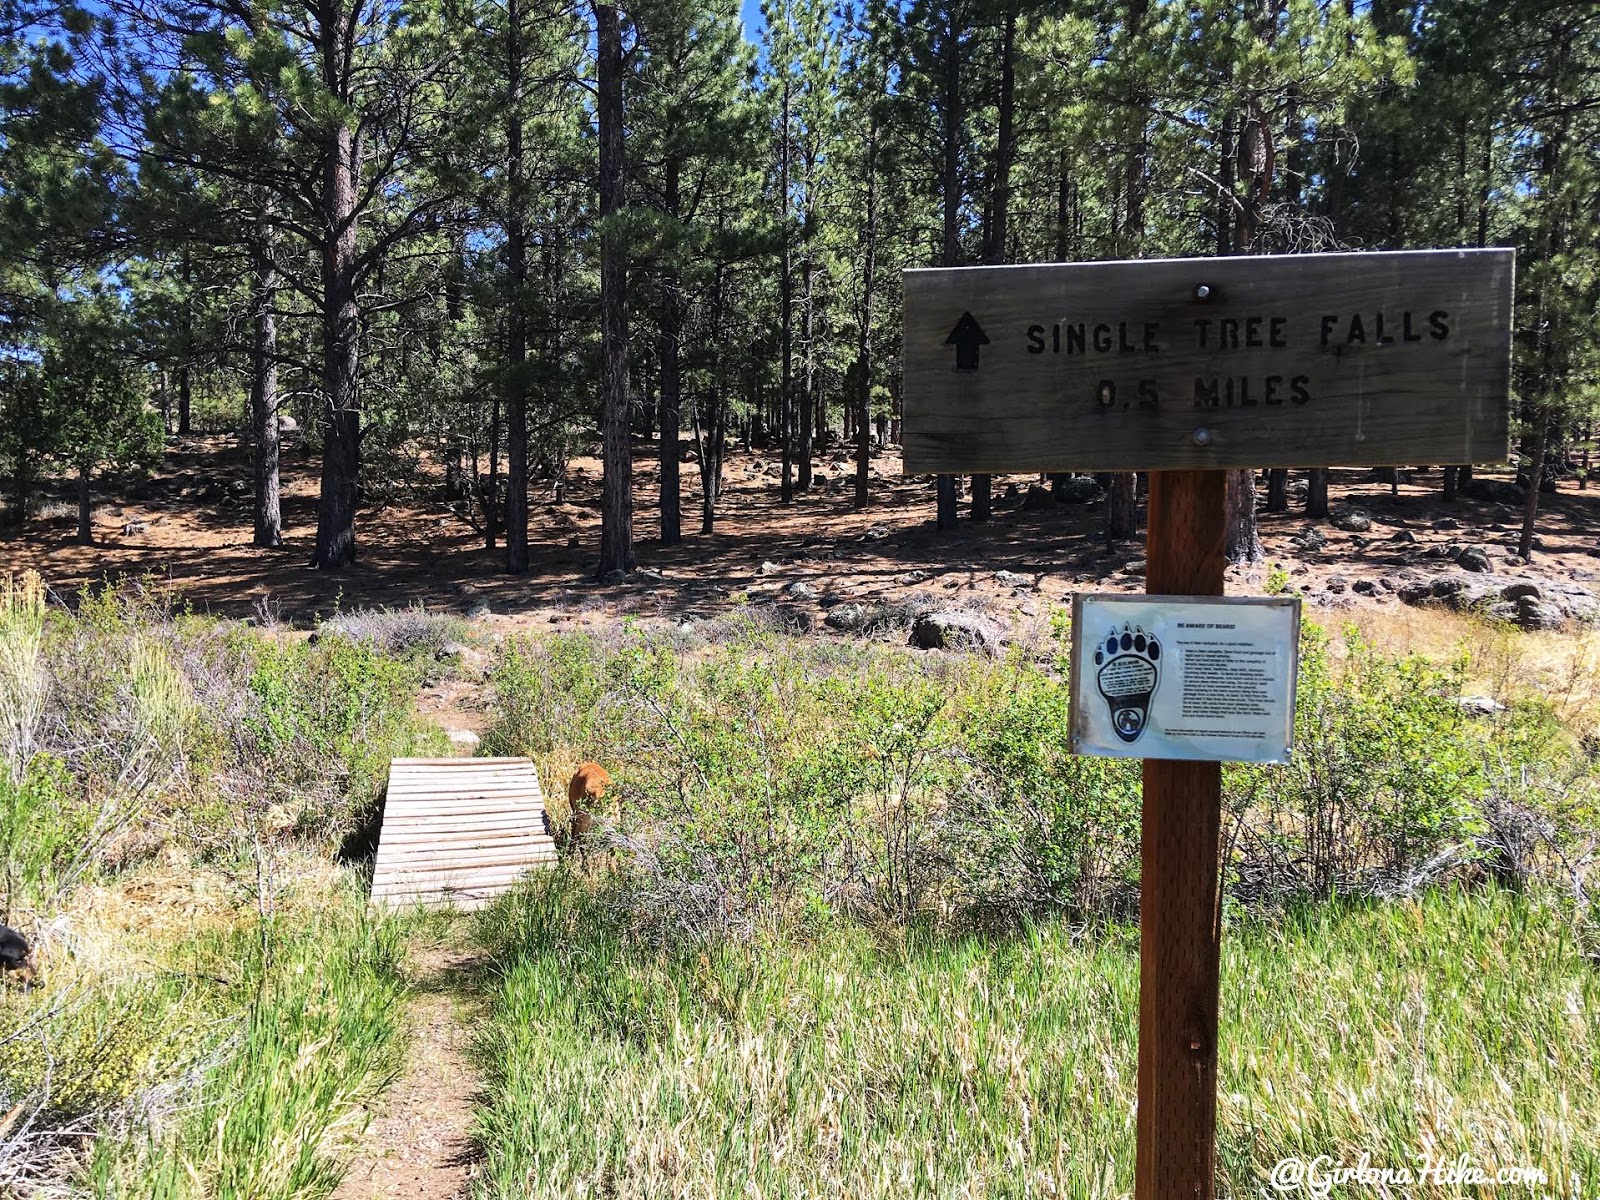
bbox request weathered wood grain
[1135,470,1227,1200]
[902,249,1513,472]
[370,758,556,911]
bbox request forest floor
[5,431,1600,636]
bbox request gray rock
[1054,475,1102,504]
[1501,582,1541,601]
[859,524,892,541]
[276,412,299,433]
[466,600,493,619]
[784,580,820,601]
[600,569,628,585]
[446,728,482,748]
[1331,508,1372,533]
[994,570,1032,588]
[909,610,1005,653]
[760,560,782,575]
[824,604,868,632]
[1456,546,1494,573]
[1291,527,1328,552]
[1326,575,1349,594]
[439,641,490,673]
[1390,529,1419,544]
[1432,517,1459,531]
[1123,559,1147,576]
[1456,696,1506,718]
[1489,597,1566,631]
[1353,579,1378,595]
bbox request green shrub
[1229,625,1489,900]
[952,665,1142,922]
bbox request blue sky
[739,0,765,41]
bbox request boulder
[1461,478,1526,505]
[784,580,820,601]
[1352,579,1378,596]
[1456,696,1506,718]
[909,610,1005,653]
[1326,575,1349,594]
[993,570,1032,588]
[1455,546,1493,573]
[446,729,482,749]
[1501,582,1541,601]
[1291,527,1328,552]
[824,604,868,633]
[1330,507,1372,533]
[1054,475,1102,504]
[1390,529,1418,544]
[1489,597,1565,631]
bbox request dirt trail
[333,946,484,1200]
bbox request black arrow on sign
[945,311,990,371]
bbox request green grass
[471,880,1599,1199]
[51,883,409,1200]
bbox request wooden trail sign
[899,249,1514,1200]
[903,248,1514,474]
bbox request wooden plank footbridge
[370,757,558,910]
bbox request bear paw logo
[1094,624,1161,744]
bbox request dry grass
[1346,606,1600,725]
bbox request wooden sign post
[901,249,1514,1200]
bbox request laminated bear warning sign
[1068,594,1302,764]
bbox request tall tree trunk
[799,252,814,490]
[505,0,531,573]
[1264,468,1287,512]
[1305,468,1328,517]
[178,248,193,436]
[312,119,361,569]
[1222,25,1271,565]
[969,8,1016,524]
[696,233,728,534]
[75,465,92,544]
[177,357,192,436]
[659,268,682,544]
[250,251,281,548]
[596,0,633,577]
[659,160,682,545]
[854,58,880,511]
[1107,473,1136,544]
[484,395,500,550]
[1106,0,1146,540]
[935,10,962,532]
[1518,424,1548,561]
[779,76,794,505]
